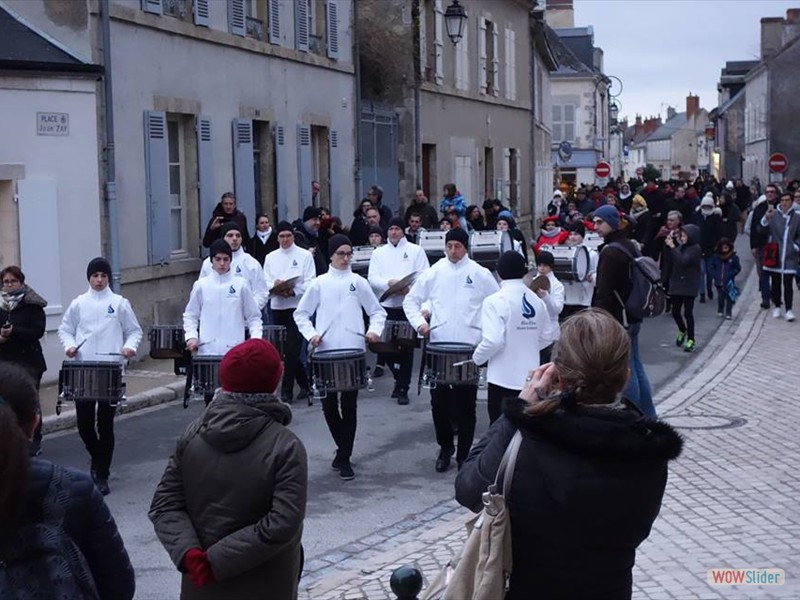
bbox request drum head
[573,246,590,280]
[312,349,366,361]
[427,342,475,354]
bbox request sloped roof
[0,5,100,73]
[544,25,596,77]
[713,88,746,118]
[647,112,689,142]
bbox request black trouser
[273,308,310,398]
[488,383,520,424]
[76,401,116,479]
[382,307,414,392]
[770,272,794,310]
[182,355,216,406]
[321,390,358,459]
[716,286,733,316]
[671,295,696,340]
[559,305,586,323]
[431,385,477,463]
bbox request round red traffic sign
[768,153,789,173]
[595,161,612,178]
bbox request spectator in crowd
[665,225,702,352]
[293,207,327,275]
[759,191,800,322]
[349,199,375,247]
[405,212,425,245]
[708,237,742,320]
[249,214,278,267]
[202,192,250,248]
[367,185,393,224]
[404,189,438,230]
[693,194,724,303]
[466,205,485,231]
[440,183,468,230]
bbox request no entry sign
[768,153,789,173]
[595,161,611,178]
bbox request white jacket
[539,271,565,345]
[58,287,143,363]
[562,246,599,307]
[183,270,262,356]
[263,244,316,310]
[294,265,386,353]
[200,247,269,310]
[472,280,553,390]
[403,255,499,346]
[367,237,430,309]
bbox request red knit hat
[220,339,283,394]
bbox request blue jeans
[699,256,714,295]
[623,322,656,419]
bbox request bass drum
[310,349,367,395]
[546,245,590,282]
[469,230,513,271]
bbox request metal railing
[163,0,186,18]
[246,16,264,40]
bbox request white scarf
[257,228,272,243]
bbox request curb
[42,381,186,435]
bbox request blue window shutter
[141,0,162,15]
[297,124,312,208]
[326,1,339,60]
[328,129,340,210]
[295,0,308,52]
[144,111,170,265]
[194,0,210,26]
[197,116,215,254]
[228,0,245,36]
[274,125,291,221]
[232,118,256,225]
[269,0,281,45]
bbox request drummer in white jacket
[294,234,386,481]
[403,228,499,472]
[58,257,143,495]
[533,250,565,364]
[472,252,553,424]
[368,217,430,405]
[560,222,599,321]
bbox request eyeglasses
[335,251,354,258]
[2,279,20,285]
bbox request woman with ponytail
[455,308,683,599]
[0,362,135,600]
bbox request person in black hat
[403,227,499,472]
[473,252,552,423]
[560,222,599,321]
[292,206,327,275]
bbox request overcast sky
[572,0,797,123]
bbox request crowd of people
[6,173,799,598]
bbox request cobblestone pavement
[299,271,800,599]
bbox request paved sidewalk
[297,270,800,599]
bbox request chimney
[686,94,700,119]
[643,117,661,134]
[667,106,677,120]
[545,0,574,28]
[761,17,784,57]
[784,9,800,45]
[634,115,642,138]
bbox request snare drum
[423,342,479,387]
[58,361,124,403]
[419,231,446,264]
[191,355,223,396]
[351,246,375,276]
[583,232,603,250]
[149,326,185,359]
[262,325,287,358]
[469,230,513,271]
[547,245,589,282]
[310,349,367,394]
[368,320,418,354]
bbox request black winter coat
[0,285,47,377]
[693,208,724,256]
[456,397,682,600]
[291,219,327,275]
[248,232,278,266]
[591,230,638,325]
[667,224,702,297]
[202,204,251,248]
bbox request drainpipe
[353,0,363,201]
[412,0,422,190]
[101,0,121,292]
[529,8,537,224]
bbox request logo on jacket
[349,282,357,292]
[522,294,536,319]
[403,252,408,259]
[235,265,242,274]
[228,285,236,295]
[466,275,473,285]
[107,305,115,314]
[292,260,298,267]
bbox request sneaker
[676,331,686,347]
[372,365,384,378]
[786,310,796,322]
[717,311,724,317]
[725,314,732,320]
[331,451,343,471]
[699,294,706,304]
[683,339,696,353]
[338,460,355,480]
[435,447,453,472]
[397,390,410,405]
[772,307,782,319]
[760,302,770,309]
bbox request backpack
[607,242,666,324]
[0,464,100,600]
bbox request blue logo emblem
[349,283,356,292]
[466,275,473,285]
[403,252,408,259]
[107,305,115,314]
[522,294,536,319]
[292,260,298,266]
[235,265,241,273]
[229,285,236,294]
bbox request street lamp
[444,0,468,44]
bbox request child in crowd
[665,225,702,352]
[708,237,742,320]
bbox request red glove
[182,548,215,587]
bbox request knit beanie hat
[368,225,384,238]
[220,338,283,394]
[328,233,352,256]
[593,205,620,230]
[568,222,586,238]
[537,250,555,267]
[209,239,233,259]
[496,251,528,280]
[700,195,715,209]
[388,217,405,231]
[276,221,294,234]
[86,257,111,281]
[445,227,470,248]
[303,206,322,221]
[220,221,244,237]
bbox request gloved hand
[182,548,215,587]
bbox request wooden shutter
[491,22,499,97]
[297,124,312,207]
[503,148,511,203]
[504,27,516,101]
[433,0,444,84]
[228,0,245,36]
[232,119,256,225]
[141,0,162,15]
[326,0,339,59]
[269,0,281,44]
[328,129,340,211]
[194,0,210,26]
[295,0,309,52]
[478,17,487,94]
[274,125,290,221]
[196,116,215,252]
[144,111,171,265]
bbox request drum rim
[312,348,367,360]
[426,342,476,352]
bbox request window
[310,125,330,207]
[552,104,576,143]
[504,148,520,212]
[245,0,266,40]
[167,118,187,254]
[455,21,469,90]
[163,0,188,19]
[483,147,494,200]
[479,17,499,96]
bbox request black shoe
[95,477,110,496]
[707,288,714,300]
[435,447,453,472]
[331,451,343,471]
[339,460,355,480]
[397,390,410,405]
[761,302,770,309]
[699,293,706,303]
[390,385,399,399]
[372,366,384,378]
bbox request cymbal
[379,272,416,302]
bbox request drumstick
[429,321,448,332]
[452,359,475,367]
[345,328,368,339]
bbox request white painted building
[742,60,770,185]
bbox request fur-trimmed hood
[695,205,722,218]
[504,396,683,462]
[200,391,293,453]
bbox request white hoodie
[263,243,316,310]
[539,270,565,345]
[403,255,499,346]
[58,287,143,363]
[200,247,269,310]
[294,265,386,353]
[472,280,553,390]
[368,236,430,309]
[183,270,262,356]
